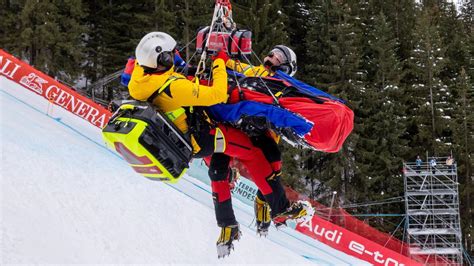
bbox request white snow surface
[1,77,368,265]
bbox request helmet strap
[143,65,171,74]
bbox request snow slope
[1,77,368,265]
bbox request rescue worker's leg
[254,191,271,235]
[208,153,237,227]
[212,125,312,234]
[204,156,239,191]
[215,125,289,217]
[251,134,282,173]
[251,134,289,233]
[249,134,312,228]
[255,177,289,218]
[208,152,242,256]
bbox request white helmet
[272,45,297,76]
[135,32,177,70]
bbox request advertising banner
[231,175,258,205]
[0,49,110,128]
[297,216,422,266]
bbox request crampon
[273,200,315,227]
[216,224,241,258]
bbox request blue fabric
[120,73,131,87]
[275,70,345,103]
[174,53,187,67]
[208,101,312,136]
[227,69,246,79]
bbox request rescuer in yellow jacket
[128,33,228,154]
[128,32,305,257]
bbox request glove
[238,116,270,137]
[212,50,229,64]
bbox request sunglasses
[267,49,286,64]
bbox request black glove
[238,116,270,137]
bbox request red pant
[205,125,288,226]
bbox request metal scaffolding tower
[403,157,463,265]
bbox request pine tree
[232,0,289,59]
[363,11,406,177]
[459,0,474,84]
[436,1,466,80]
[369,0,417,61]
[153,0,178,34]
[83,0,159,100]
[454,68,474,184]
[405,6,447,155]
[356,11,409,227]
[175,0,213,62]
[13,0,87,82]
[280,145,311,192]
[299,0,363,205]
[281,0,311,79]
[452,67,474,255]
[451,1,474,249]
[0,1,24,54]
[85,0,159,77]
[303,0,334,87]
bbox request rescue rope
[227,36,280,104]
[172,0,285,108]
[177,35,198,54]
[196,1,230,76]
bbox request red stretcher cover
[226,76,354,153]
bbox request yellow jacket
[226,59,270,77]
[128,58,228,152]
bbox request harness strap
[147,76,185,122]
[165,108,186,121]
[147,76,182,102]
